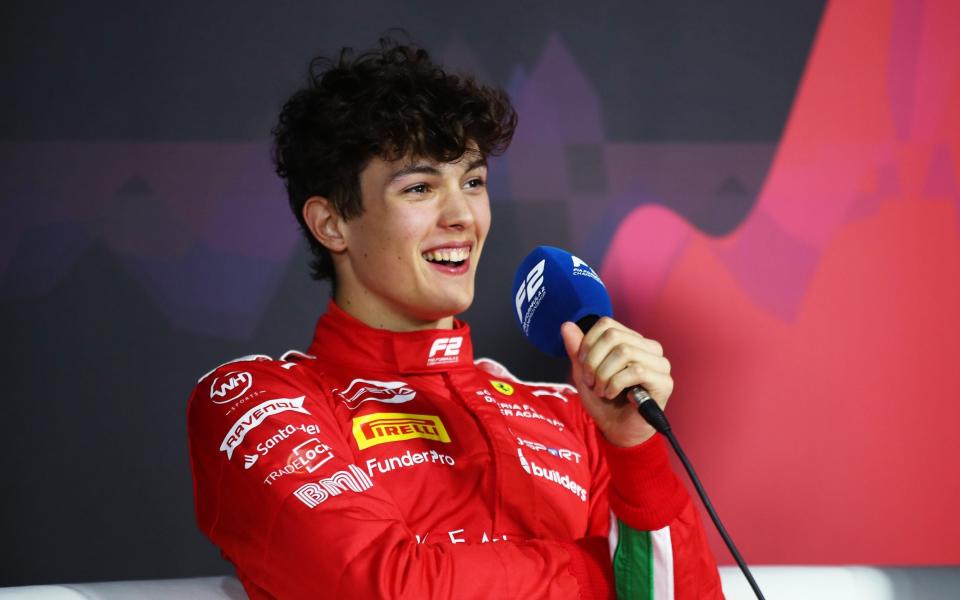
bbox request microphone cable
[633,389,767,600]
[574,314,765,599]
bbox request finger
[604,366,674,407]
[582,326,649,382]
[581,318,662,356]
[592,347,670,396]
[578,316,625,358]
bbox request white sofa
[1,567,957,599]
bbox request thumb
[560,321,584,369]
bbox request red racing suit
[187,301,724,599]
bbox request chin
[426,294,473,320]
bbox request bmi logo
[210,371,252,404]
[351,412,451,450]
[427,336,463,366]
[293,464,373,508]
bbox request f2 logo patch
[427,336,463,366]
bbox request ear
[303,196,347,253]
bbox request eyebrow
[387,157,488,185]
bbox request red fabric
[187,301,719,598]
[598,433,688,531]
[563,537,615,600]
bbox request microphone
[510,246,667,430]
[511,245,766,600]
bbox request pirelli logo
[351,412,451,450]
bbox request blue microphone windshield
[511,246,613,357]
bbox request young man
[188,39,723,599]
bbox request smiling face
[326,148,491,331]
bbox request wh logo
[428,337,463,365]
[210,371,252,404]
[515,259,546,322]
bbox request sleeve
[187,359,614,600]
[596,430,725,600]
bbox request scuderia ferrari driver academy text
[187,301,723,599]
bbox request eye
[403,183,430,195]
[464,177,486,189]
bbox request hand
[560,317,673,447]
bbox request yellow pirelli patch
[351,412,451,450]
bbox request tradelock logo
[210,371,253,404]
[335,378,416,410]
[293,464,373,508]
[427,336,463,366]
[219,397,310,459]
[263,438,335,486]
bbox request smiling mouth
[422,247,470,268]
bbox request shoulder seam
[474,357,576,393]
[196,354,274,383]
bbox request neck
[333,290,455,332]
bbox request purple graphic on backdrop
[0,35,779,339]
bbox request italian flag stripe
[613,521,674,600]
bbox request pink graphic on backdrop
[601,0,960,564]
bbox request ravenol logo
[491,380,515,396]
[219,396,309,459]
[352,413,451,450]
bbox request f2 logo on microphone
[515,259,546,322]
[428,337,463,365]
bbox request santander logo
[210,371,253,404]
[335,378,417,410]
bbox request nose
[439,187,475,231]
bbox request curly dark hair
[272,37,518,283]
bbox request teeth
[422,247,470,263]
